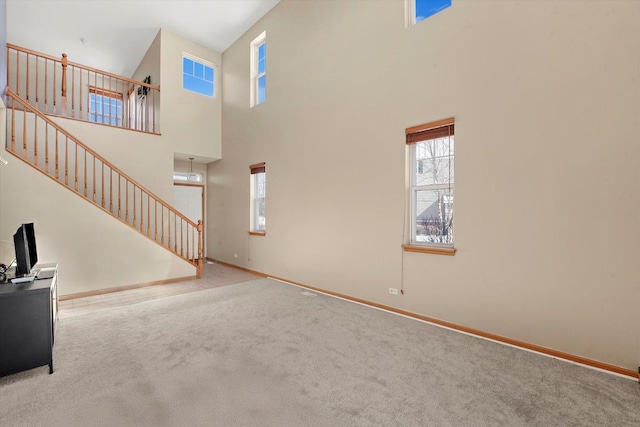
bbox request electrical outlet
[234,253,238,258]
[389,288,399,295]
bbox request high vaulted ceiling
[6,0,280,77]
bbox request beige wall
[210,0,640,371]
[49,116,174,202]
[160,29,222,162]
[0,154,195,296]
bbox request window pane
[415,136,454,185]
[255,197,266,231]
[258,42,266,61]
[204,66,214,83]
[414,188,453,244]
[183,74,214,97]
[194,62,204,79]
[183,57,194,75]
[415,0,451,23]
[257,75,266,104]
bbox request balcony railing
[7,44,160,134]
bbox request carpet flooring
[1,278,639,426]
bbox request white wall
[210,0,640,371]
[160,29,222,162]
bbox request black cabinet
[0,264,58,377]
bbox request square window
[183,54,215,97]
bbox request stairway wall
[0,151,195,296]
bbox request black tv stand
[0,263,58,377]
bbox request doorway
[173,183,204,259]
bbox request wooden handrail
[6,88,201,274]
[6,88,195,228]
[7,43,160,90]
[7,43,161,134]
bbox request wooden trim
[205,258,267,278]
[405,117,454,135]
[249,231,266,236]
[89,86,124,100]
[250,162,266,174]
[46,112,161,136]
[7,43,160,90]
[58,275,197,301]
[249,162,266,170]
[211,259,639,381]
[402,244,456,256]
[6,90,190,225]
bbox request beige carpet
[1,278,639,426]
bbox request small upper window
[183,54,215,97]
[250,32,266,107]
[407,0,451,26]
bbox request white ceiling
[6,0,280,77]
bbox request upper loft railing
[5,88,201,276]
[7,44,160,134]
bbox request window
[250,32,266,106]
[183,54,215,97]
[250,162,266,233]
[89,88,123,126]
[407,0,451,26]
[173,172,203,183]
[406,118,454,251]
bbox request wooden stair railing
[5,88,202,277]
[7,43,160,134]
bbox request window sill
[248,231,266,237]
[402,245,456,256]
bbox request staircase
[4,45,203,277]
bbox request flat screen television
[13,223,37,277]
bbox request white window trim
[405,0,451,28]
[250,31,266,107]
[406,122,455,250]
[249,164,266,233]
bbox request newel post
[197,220,203,278]
[60,53,68,115]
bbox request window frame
[406,0,452,27]
[182,53,216,98]
[89,87,123,127]
[250,31,266,107]
[249,162,266,235]
[404,118,456,255]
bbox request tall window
[407,0,451,26]
[183,54,215,97]
[250,32,266,107]
[407,118,454,248]
[250,162,266,233]
[89,88,123,126]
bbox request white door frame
[173,182,205,259]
